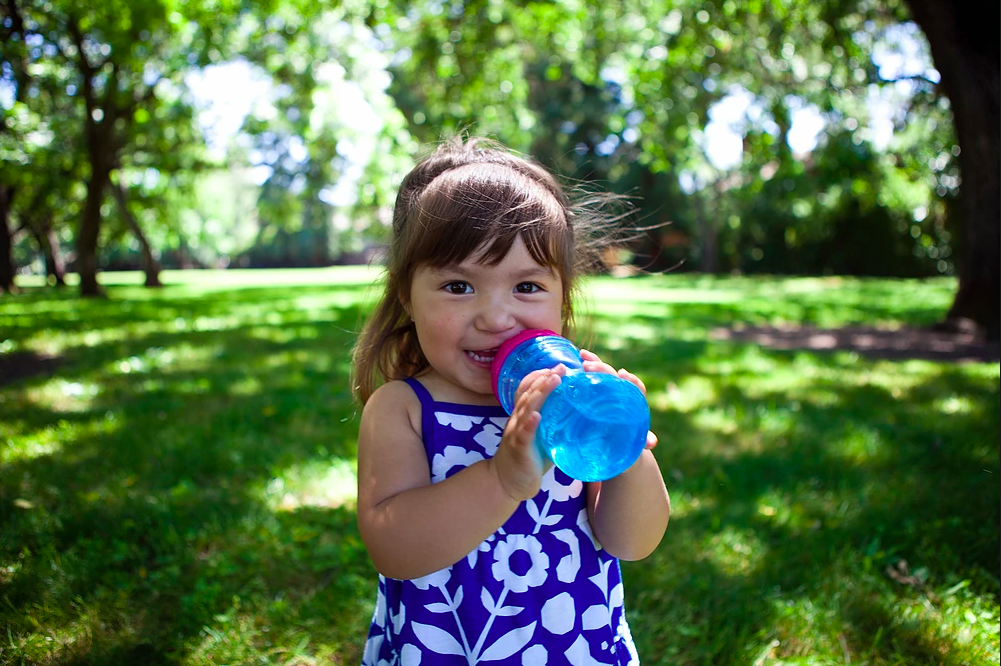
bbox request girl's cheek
[534,301,564,330]
[422,313,461,336]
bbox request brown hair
[351,136,621,404]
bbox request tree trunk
[29,221,66,287]
[905,0,1000,339]
[111,180,162,287]
[71,17,120,299]
[77,167,111,297]
[0,185,16,294]
[697,187,718,273]
[636,167,668,272]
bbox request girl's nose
[474,298,516,333]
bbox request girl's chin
[460,375,499,402]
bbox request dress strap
[403,377,435,462]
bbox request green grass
[1,270,997,665]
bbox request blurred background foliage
[1,0,994,326]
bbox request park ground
[1,269,998,665]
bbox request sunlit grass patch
[260,457,358,512]
[705,526,767,576]
[934,393,977,415]
[25,379,103,411]
[648,375,718,413]
[835,424,891,463]
[665,488,718,520]
[2,417,90,465]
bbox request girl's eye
[444,281,472,295]
[515,282,542,294]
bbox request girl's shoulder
[368,378,420,404]
[364,377,505,438]
[363,379,423,441]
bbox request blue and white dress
[362,378,639,665]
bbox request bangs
[403,163,571,274]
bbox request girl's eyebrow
[428,265,472,278]
[434,264,554,280]
[510,266,556,280]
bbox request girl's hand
[492,366,564,501]
[580,349,658,450]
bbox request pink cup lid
[490,329,559,400]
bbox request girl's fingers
[645,430,658,450]
[516,368,561,410]
[509,369,561,445]
[515,366,563,401]
[496,371,560,500]
[581,350,648,397]
[580,350,616,376]
[616,368,647,396]
[584,360,617,375]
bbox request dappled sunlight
[588,320,663,351]
[588,274,960,334]
[0,297,83,315]
[259,457,358,511]
[227,375,265,396]
[754,484,850,534]
[663,488,718,519]
[691,406,741,438]
[591,286,745,313]
[648,376,718,413]
[4,595,138,664]
[1,279,371,662]
[188,314,243,332]
[2,419,71,464]
[171,503,370,664]
[834,424,891,464]
[156,266,381,290]
[933,393,976,415]
[610,307,997,661]
[830,575,1000,666]
[753,404,800,437]
[245,324,321,345]
[25,378,103,413]
[2,271,996,664]
[185,605,274,665]
[589,317,658,342]
[760,591,858,659]
[704,526,768,577]
[293,289,378,312]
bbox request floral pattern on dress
[363,382,639,665]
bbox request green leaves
[2,0,962,284]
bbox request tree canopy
[2,0,996,333]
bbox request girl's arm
[580,350,671,561]
[356,371,561,580]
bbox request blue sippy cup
[491,330,650,482]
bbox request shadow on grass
[601,329,999,664]
[1,287,375,663]
[0,281,997,664]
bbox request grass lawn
[1,269,998,665]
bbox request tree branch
[66,15,96,79]
[880,73,939,86]
[1,0,31,102]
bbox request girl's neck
[415,369,502,406]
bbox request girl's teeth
[467,350,496,363]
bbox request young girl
[354,137,670,665]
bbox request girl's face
[407,235,564,404]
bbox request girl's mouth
[465,349,498,365]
